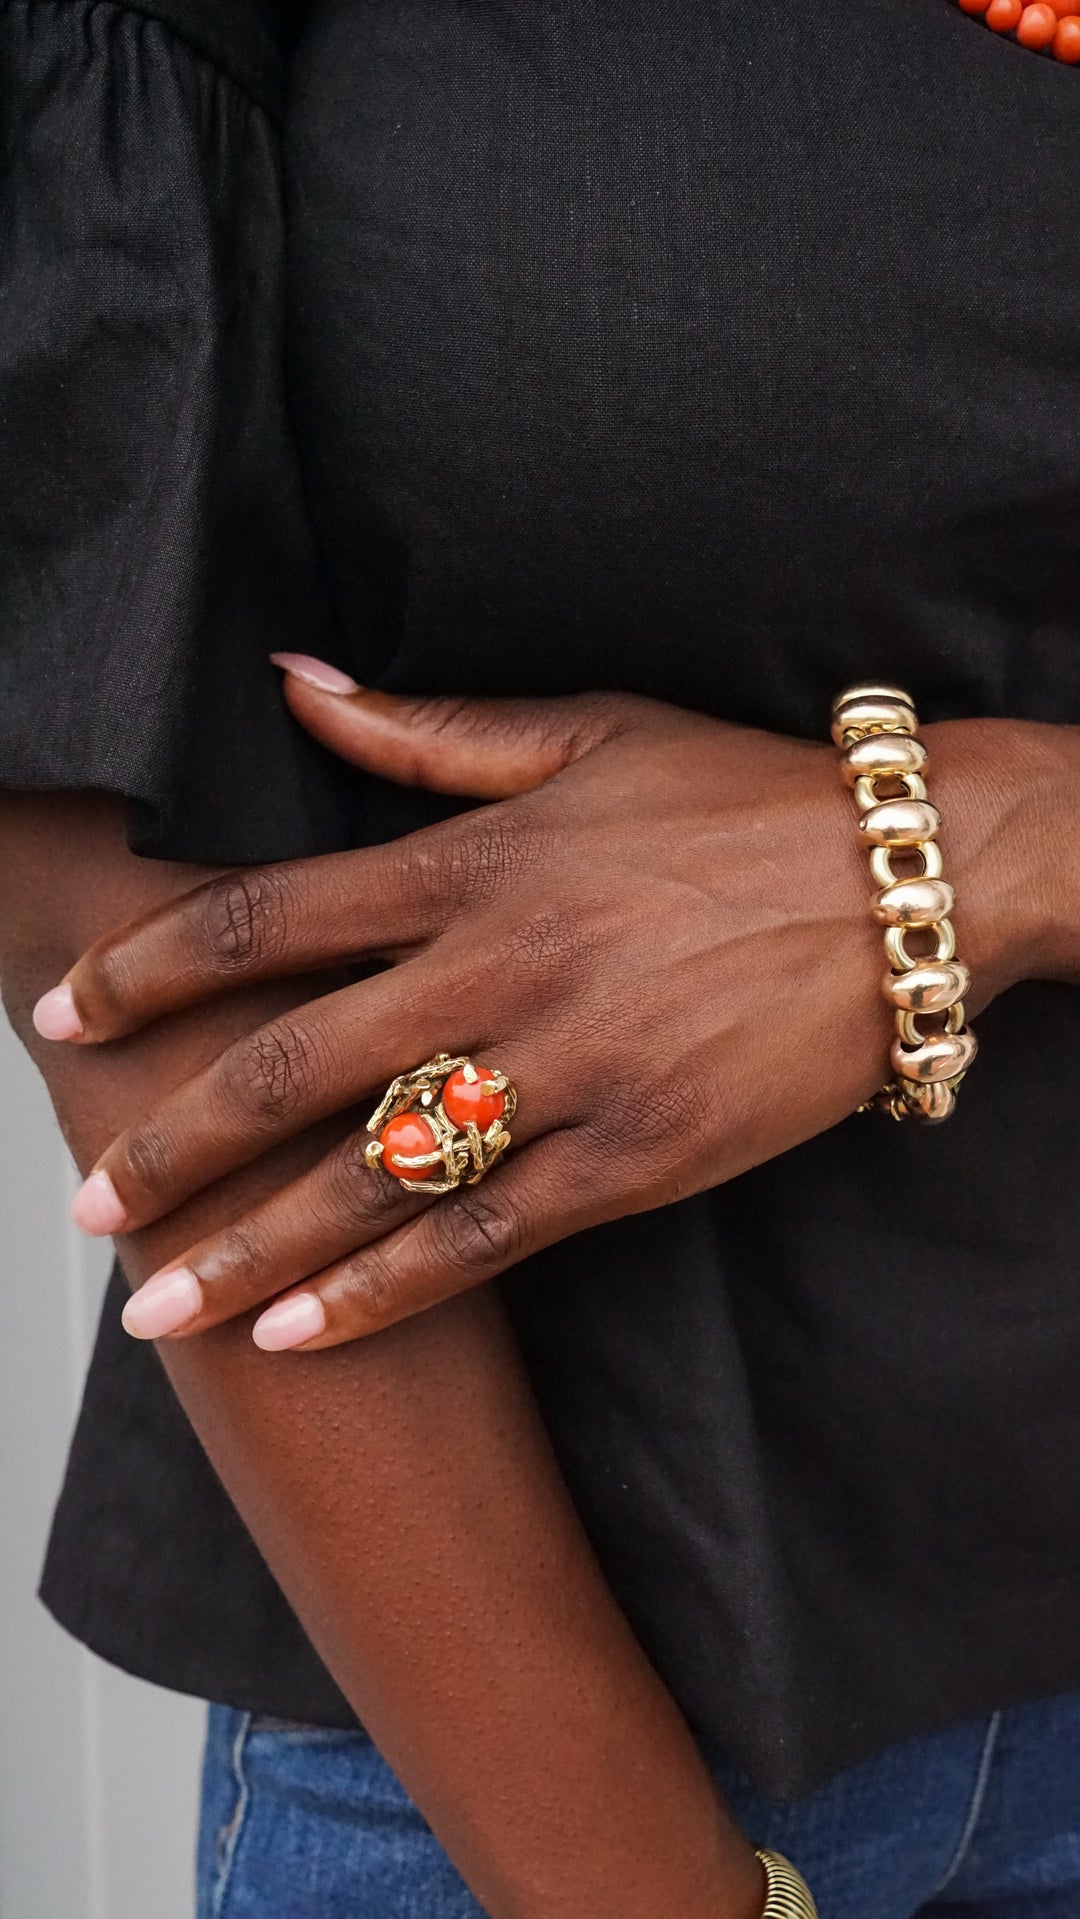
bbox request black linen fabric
[5,0,1080,1800]
[0,0,354,862]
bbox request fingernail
[70,1169,127,1235]
[122,1267,203,1340]
[33,983,83,1041]
[270,653,360,695]
[252,1292,326,1352]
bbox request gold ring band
[365,1053,517,1195]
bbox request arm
[40,689,1078,1362]
[0,789,763,1919]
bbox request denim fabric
[197,1690,1080,1918]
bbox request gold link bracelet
[832,682,977,1123]
[755,1848,819,1917]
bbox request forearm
[0,792,760,1919]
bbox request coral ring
[365,1054,517,1195]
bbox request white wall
[0,1016,203,1919]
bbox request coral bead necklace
[955,0,1080,62]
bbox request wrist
[652,1849,764,1919]
[921,717,1080,1003]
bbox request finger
[68,958,470,1235]
[33,833,455,1046]
[248,1128,603,1351]
[270,659,634,800]
[119,1068,548,1339]
[119,1127,432,1340]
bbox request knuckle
[200,869,290,973]
[402,693,476,740]
[324,1132,406,1228]
[391,808,547,920]
[590,1082,661,1154]
[119,1120,175,1197]
[586,1068,724,1170]
[83,939,140,1026]
[203,1220,271,1297]
[222,1018,319,1128]
[336,1247,401,1324]
[443,814,537,906]
[388,834,457,917]
[576,1096,628,1158]
[429,1186,521,1274]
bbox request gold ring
[364,1053,517,1195]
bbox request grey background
[0,1013,203,1919]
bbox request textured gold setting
[755,1848,819,1918]
[834,684,977,1124]
[364,1053,517,1194]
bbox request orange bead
[379,1111,441,1180]
[1047,0,1076,16]
[441,1063,506,1133]
[1054,13,1080,53]
[957,0,989,11]
[1016,2,1057,43]
[986,0,1023,25]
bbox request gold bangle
[755,1848,819,1917]
[832,682,977,1123]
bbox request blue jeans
[197,1691,1080,1917]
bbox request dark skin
[0,789,765,1919]
[42,679,1078,1353]
[8,685,1078,1914]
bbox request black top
[3,0,1080,1802]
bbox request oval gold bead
[869,841,943,888]
[872,877,956,928]
[831,682,916,718]
[881,959,972,1013]
[858,798,941,847]
[831,696,918,748]
[842,733,927,786]
[890,1028,978,1085]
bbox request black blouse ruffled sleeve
[0,0,357,864]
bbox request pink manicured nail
[122,1268,203,1340]
[33,983,83,1041]
[252,1293,326,1352]
[70,1169,127,1235]
[270,653,360,695]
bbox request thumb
[270,655,627,799]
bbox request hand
[5,788,771,1919]
[35,665,1047,1352]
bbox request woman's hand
[35,664,1057,1352]
[6,787,768,1919]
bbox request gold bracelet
[832,682,977,1123]
[755,1848,819,1917]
